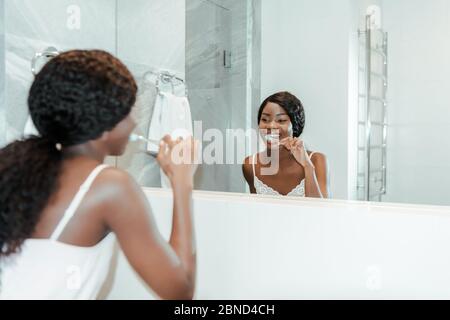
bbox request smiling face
[258,102,293,148]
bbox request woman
[0,50,197,299]
[243,91,329,198]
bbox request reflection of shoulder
[242,155,254,182]
[242,155,253,172]
[243,155,253,166]
[308,151,327,165]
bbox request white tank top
[0,164,116,300]
[252,152,316,197]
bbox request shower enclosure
[0,0,261,193]
[186,0,233,192]
[186,0,260,193]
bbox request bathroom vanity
[104,188,450,299]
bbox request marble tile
[0,0,3,34]
[5,0,115,50]
[115,0,186,187]
[116,61,162,187]
[2,0,115,145]
[186,0,261,192]
[250,0,262,128]
[190,87,231,191]
[228,0,249,79]
[187,0,231,191]
[186,0,231,90]
[117,0,185,75]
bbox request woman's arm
[242,156,256,194]
[101,137,197,300]
[304,153,329,198]
[280,138,329,198]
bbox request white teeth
[264,134,280,142]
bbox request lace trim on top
[252,153,316,197]
[254,175,305,196]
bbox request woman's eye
[261,119,268,122]
[278,119,287,123]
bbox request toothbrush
[129,134,160,157]
[129,133,160,144]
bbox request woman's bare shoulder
[77,166,144,213]
[308,151,326,159]
[308,151,328,168]
[243,155,254,166]
[94,166,140,194]
[242,155,255,182]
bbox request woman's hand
[280,137,314,169]
[156,135,199,187]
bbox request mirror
[0,0,449,207]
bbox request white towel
[148,92,193,188]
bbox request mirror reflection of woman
[243,92,329,198]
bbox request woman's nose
[268,121,279,129]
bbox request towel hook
[31,46,60,76]
[143,69,188,97]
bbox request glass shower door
[186,0,232,192]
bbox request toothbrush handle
[145,150,159,158]
[141,136,160,144]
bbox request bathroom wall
[227,0,261,193]
[186,0,233,192]
[260,0,355,200]
[0,0,116,148]
[105,188,450,299]
[115,0,186,187]
[381,0,450,206]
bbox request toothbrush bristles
[129,134,160,144]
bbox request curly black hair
[257,91,306,137]
[0,50,137,258]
